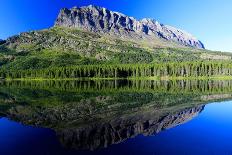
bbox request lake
[0,80,232,155]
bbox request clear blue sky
[0,0,232,52]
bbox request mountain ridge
[55,5,204,49]
[0,5,232,72]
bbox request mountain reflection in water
[0,80,232,151]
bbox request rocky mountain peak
[55,5,204,49]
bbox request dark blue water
[1,101,232,155]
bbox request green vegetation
[2,79,232,95]
[0,79,232,119]
[0,79,232,108]
[1,27,232,79]
[1,79,231,149]
[2,61,232,79]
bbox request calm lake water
[0,80,232,155]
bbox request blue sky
[0,0,231,52]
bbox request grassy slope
[0,26,231,70]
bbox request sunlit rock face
[55,5,205,49]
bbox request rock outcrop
[55,5,205,49]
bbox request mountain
[55,5,204,49]
[0,5,231,72]
[0,80,210,150]
[57,105,204,150]
[1,79,232,149]
[3,79,232,150]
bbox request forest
[1,27,232,80]
[1,61,232,79]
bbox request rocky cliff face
[55,5,205,49]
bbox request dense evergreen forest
[1,61,232,79]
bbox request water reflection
[0,80,232,151]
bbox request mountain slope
[0,27,232,70]
[0,26,231,70]
[0,5,231,71]
[55,5,204,49]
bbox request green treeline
[3,80,232,95]
[1,61,232,79]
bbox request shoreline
[4,76,232,81]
